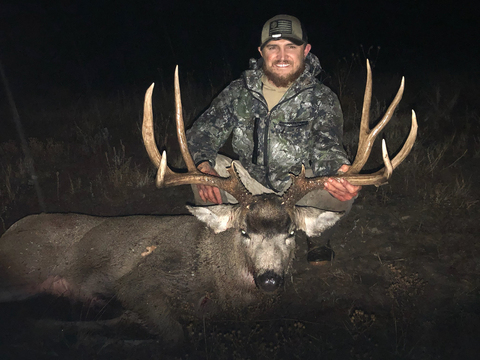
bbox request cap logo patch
[269,19,293,36]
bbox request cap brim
[261,36,305,49]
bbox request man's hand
[324,164,361,202]
[196,161,223,204]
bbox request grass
[0,69,234,222]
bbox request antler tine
[346,60,405,174]
[390,110,418,169]
[142,66,253,203]
[174,66,197,172]
[143,83,168,169]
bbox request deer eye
[285,230,295,246]
[240,230,251,245]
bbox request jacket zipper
[264,86,315,192]
[252,115,260,164]
[248,83,315,192]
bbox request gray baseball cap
[260,15,308,49]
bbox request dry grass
[0,71,231,220]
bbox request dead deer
[0,61,417,345]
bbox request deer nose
[255,271,283,292]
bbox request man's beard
[263,60,305,87]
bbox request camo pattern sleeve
[186,82,240,168]
[309,85,350,177]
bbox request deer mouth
[254,270,284,293]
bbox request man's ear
[304,43,312,58]
[258,46,263,57]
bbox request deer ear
[187,205,239,234]
[294,207,345,237]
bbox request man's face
[258,39,311,87]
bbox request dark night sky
[0,0,478,96]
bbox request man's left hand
[324,164,361,201]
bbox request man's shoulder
[213,77,246,101]
[305,81,340,103]
[310,79,335,93]
[227,77,246,89]
[220,70,261,95]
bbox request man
[186,15,360,262]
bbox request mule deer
[0,61,417,344]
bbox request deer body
[0,212,208,344]
[0,213,198,302]
[0,196,345,343]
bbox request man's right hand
[196,161,223,204]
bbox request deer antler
[283,60,418,208]
[142,66,252,203]
[144,62,417,208]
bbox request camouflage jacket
[186,52,349,192]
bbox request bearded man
[186,15,360,263]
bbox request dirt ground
[0,154,479,360]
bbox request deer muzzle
[254,270,284,293]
